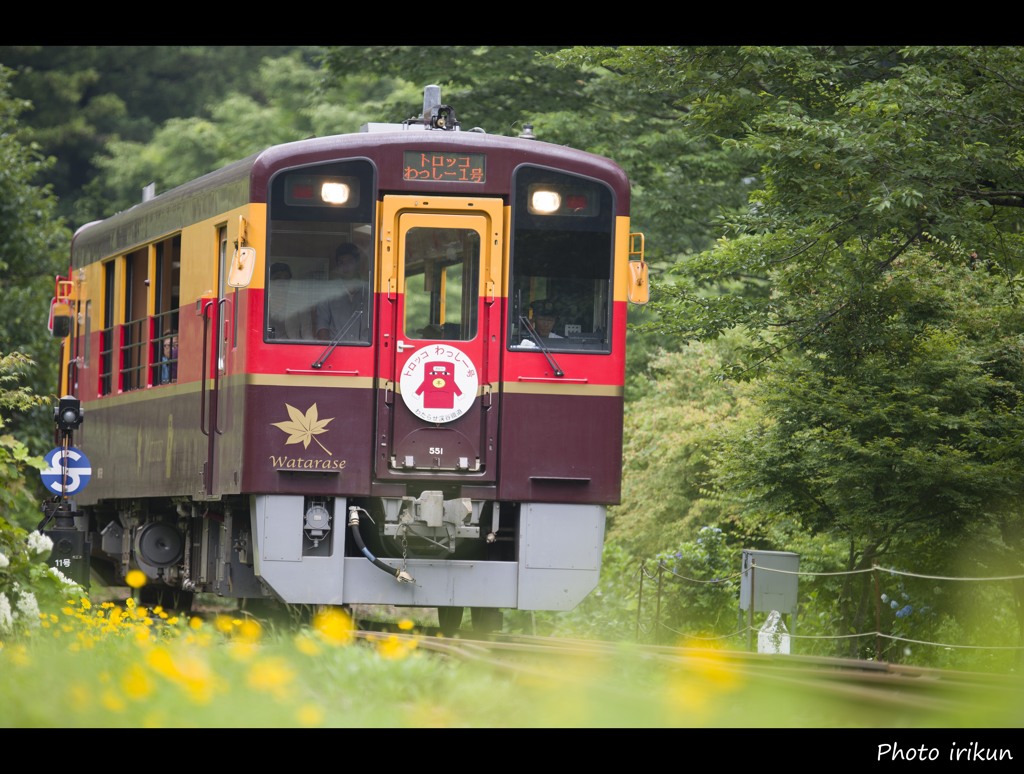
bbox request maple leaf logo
[271,403,334,456]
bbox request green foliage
[0,65,72,461]
[549,46,1024,653]
[0,45,307,224]
[610,332,752,558]
[321,46,598,136]
[0,430,46,528]
[0,352,49,530]
[547,46,758,259]
[606,47,1024,364]
[78,55,415,222]
[709,251,1024,653]
[650,526,740,641]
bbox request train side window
[508,166,614,353]
[100,261,115,395]
[151,236,180,385]
[118,247,150,392]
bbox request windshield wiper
[311,310,363,369]
[519,315,564,377]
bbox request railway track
[352,623,1024,728]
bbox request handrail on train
[628,232,649,305]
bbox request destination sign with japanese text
[403,152,485,183]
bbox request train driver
[518,298,563,347]
[529,299,562,339]
[315,242,369,341]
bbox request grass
[2,594,1023,730]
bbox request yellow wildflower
[236,618,263,643]
[312,607,354,646]
[101,689,126,712]
[247,656,295,699]
[376,634,411,660]
[293,632,321,656]
[297,704,325,727]
[122,663,154,700]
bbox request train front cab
[248,155,648,626]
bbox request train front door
[375,196,503,480]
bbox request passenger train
[41,86,648,634]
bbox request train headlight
[527,184,597,216]
[320,182,351,205]
[530,189,561,214]
[284,175,360,208]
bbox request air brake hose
[347,506,414,584]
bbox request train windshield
[265,159,375,344]
[508,166,614,353]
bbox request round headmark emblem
[41,446,92,495]
[399,344,479,423]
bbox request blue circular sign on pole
[41,446,92,496]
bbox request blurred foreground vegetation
[3,593,1022,729]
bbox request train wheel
[437,606,464,637]
[470,607,503,635]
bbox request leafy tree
[0,45,308,226]
[320,46,600,136]
[711,251,1024,658]
[0,65,70,461]
[566,47,1024,366]
[611,332,751,559]
[77,55,417,221]
[546,47,757,262]
[0,352,49,527]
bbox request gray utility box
[739,549,799,614]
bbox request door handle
[396,340,417,353]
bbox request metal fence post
[655,561,665,644]
[635,562,644,643]
[874,565,881,661]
